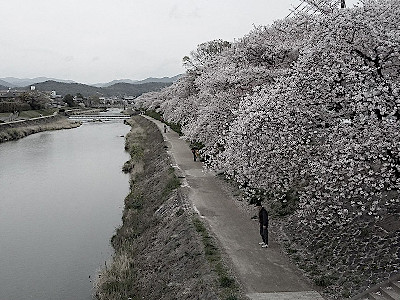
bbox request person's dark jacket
[259,207,269,227]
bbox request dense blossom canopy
[136,0,399,213]
[135,2,400,295]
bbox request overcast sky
[0,0,360,84]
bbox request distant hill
[0,76,179,96]
[17,80,172,97]
[93,75,181,87]
[93,79,138,88]
[136,75,182,84]
[28,81,100,96]
[103,82,172,97]
[0,77,75,87]
[0,80,12,88]
[1,75,181,89]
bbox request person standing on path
[191,147,197,161]
[256,201,269,248]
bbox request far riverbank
[0,115,81,143]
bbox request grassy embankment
[0,108,57,120]
[0,109,81,143]
[144,109,182,135]
[94,116,241,300]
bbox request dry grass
[94,254,136,300]
[0,118,81,143]
[93,116,227,300]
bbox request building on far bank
[0,90,24,101]
[122,95,136,105]
[50,91,62,99]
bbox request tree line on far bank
[0,80,173,113]
[0,91,80,113]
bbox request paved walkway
[145,116,324,300]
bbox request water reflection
[0,120,130,300]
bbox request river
[0,118,130,299]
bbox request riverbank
[94,116,242,300]
[0,115,81,143]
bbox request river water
[0,119,130,299]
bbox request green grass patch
[168,122,182,135]
[19,109,57,119]
[125,192,144,210]
[193,218,207,233]
[144,109,162,121]
[124,142,144,161]
[145,109,183,135]
[0,109,55,119]
[193,217,240,298]
[220,275,235,288]
[97,116,237,299]
[161,168,181,197]
[0,112,11,118]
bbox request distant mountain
[93,75,181,88]
[0,80,12,88]
[1,75,181,89]
[136,75,182,84]
[0,77,76,87]
[104,82,172,97]
[0,84,9,90]
[93,79,139,88]
[18,80,172,98]
[28,81,101,96]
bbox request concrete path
[145,116,324,300]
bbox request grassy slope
[94,116,242,300]
[0,116,80,143]
[0,109,57,119]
